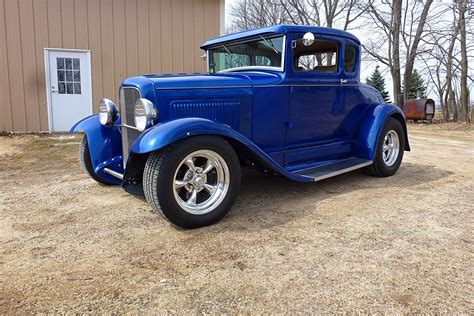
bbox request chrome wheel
[173,150,230,215]
[382,130,400,167]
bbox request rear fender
[70,114,123,184]
[354,104,410,160]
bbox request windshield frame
[207,35,286,73]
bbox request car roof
[201,25,360,49]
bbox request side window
[344,44,357,73]
[294,39,338,72]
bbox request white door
[46,50,92,131]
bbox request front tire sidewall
[147,136,241,229]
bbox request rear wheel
[143,136,241,229]
[364,118,405,177]
[79,135,115,185]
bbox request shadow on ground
[177,162,454,232]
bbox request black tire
[364,118,405,177]
[79,135,115,185]
[143,136,241,229]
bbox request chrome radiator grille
[120,87,141,166]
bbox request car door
[286,35,346,148]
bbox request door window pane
[294,39,339,72]
[58,82,66,94]
[58,70,65,81]
[57,58,64,70]
[65,58,72,69]
[57,57,82,94]
[66,83,73,94]
[73,58,80,70]
[73,83,81,94]
[65,70,73,81]
[73,70,80,81]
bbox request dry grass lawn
[0,123,473,313]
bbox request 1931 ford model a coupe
[71,25,410,229]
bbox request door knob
[340,79,348,85]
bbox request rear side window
[294,39,338,72]
[344,45,357,73]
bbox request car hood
[120,71,283,138]
[137,71,284,90]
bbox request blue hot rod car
[72,25,409,229]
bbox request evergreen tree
[366,66,391,103]
[405,69,427,99]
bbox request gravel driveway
[0,124,472,313]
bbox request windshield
[208,35,285,73]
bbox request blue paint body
[71,25,409,189]
[70,115,123,185]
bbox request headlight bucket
[99,98,119,125]
[134,98,157,132]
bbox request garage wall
[0,0,224,132]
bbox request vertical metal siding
[0,0,223,132]
[33,0,50,131]
[4,0,27,131]
[19,0,40,131]
[87,0,103,110]
[0,0,13,131]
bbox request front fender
[354,104,410,160]
[70,114,123,184]
[131,118,244,154]
[130,118,313,182]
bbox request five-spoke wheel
[382,130,400,167]
[173,150,230,215]
[364,117,405,177]
[143,136,241,229]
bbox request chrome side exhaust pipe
[103,168,123,180]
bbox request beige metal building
[0,0,224,132]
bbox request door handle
[340,79,348,85]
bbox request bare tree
[420,46,448,120]
[362,0,434,108]
[444,6,461,122]
[458,0,470,123]
[281,0,363,30]
[426,0,473,122]
[229,0,363,32]
[228,0,293,32]
[401,0,433,106]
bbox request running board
[292,158,372,182]
[103,167,124,180]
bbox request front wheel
[364,118,405,177]
[143,136,241,229]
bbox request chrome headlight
[134,98,157,132]
[99,99,119,125]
